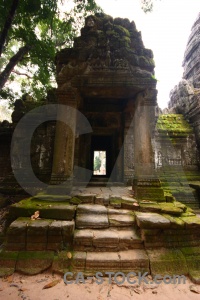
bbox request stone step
[75,204,135,229]
[9,198,76,221]
[52,249,150,275]
[4,217,75,251]
[73,228,143,251]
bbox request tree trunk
[0,45,30,91]
[0,0,20,57]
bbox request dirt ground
[0,272,200,300]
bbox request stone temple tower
[183,12,200,88]
[49,13,164,200]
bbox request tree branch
[0,45,31,91]
[0,0,20,57]
[12,70,32,79]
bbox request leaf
[18,288,29,292]
[190,285,200,294]
[67,252,72,259]
[6,275,13,283]
[43,279,61,289]
[31,210,40,220]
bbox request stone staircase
[158,169,200,210]
[1,190,200,283]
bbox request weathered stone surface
[160,203,184,215]
[48,220,63,236]
[181,247,200,277]
[121,196,139,210]
[74,229,94,247]
[109,214,135,227]
[9,198,76,220]
[108,208,132,215]
[95,196,105,205]
[119,249,149,272]
[135,212,171,229]
[162,214,185,228]
[76,204,107,215]
[118,229,143,248]
[71,251,87,272]
[180,215,200,228]
[62,220,75,242]
[16,251,54,275]
[188,270,200,284]
[109,198,122,208]
[46,185,71,195]
[147,248,188,277]
[52,251,72,274]
[93,229,119,248]
[76,194,96,204]
[139,202,161,213]
[76,204,109,229]
[85,252,120,273]
[6,218,28,247]
[0,251,18,277]
[76,214,109,229]
[34,194,71,202]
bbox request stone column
[133,89,165,201]
[48,87,80,194]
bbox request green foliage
[0,0,101,102]
[94,156,101,171]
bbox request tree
[94,156,101,172]
[0,0,100,102]
[0,0,156,104]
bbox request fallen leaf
[67,252,72,259]
[43,279,60,289]
[133,287,143,294]
[6,275,13,283]
[31,211,40,220]
[190,285,200,294]
[18,288,29,292]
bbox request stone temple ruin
[0,13,200,282]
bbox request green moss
[9,198,76,220]
[18,251,54,260]
[147,249,188,277]
[156,114,193,137]
[114,24,130,37]
[70,197,82,205]
[0,250,18,260]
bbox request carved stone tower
[50,13,164,200]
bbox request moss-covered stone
[0,250,18,277]
[159,203,184,215]
[52,251,72,275]
[16,251,54,275]
[114,24,131,37]
[70,197,82,205]
[147,248,188,277]
[180,216,200,228]
[109,198,122,208]
[139,202,161,213]
[162,214,185,228]
[156,114,193,137]
[9,198,76,220]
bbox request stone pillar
[48,87,80,194]
[133,89,165,201]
